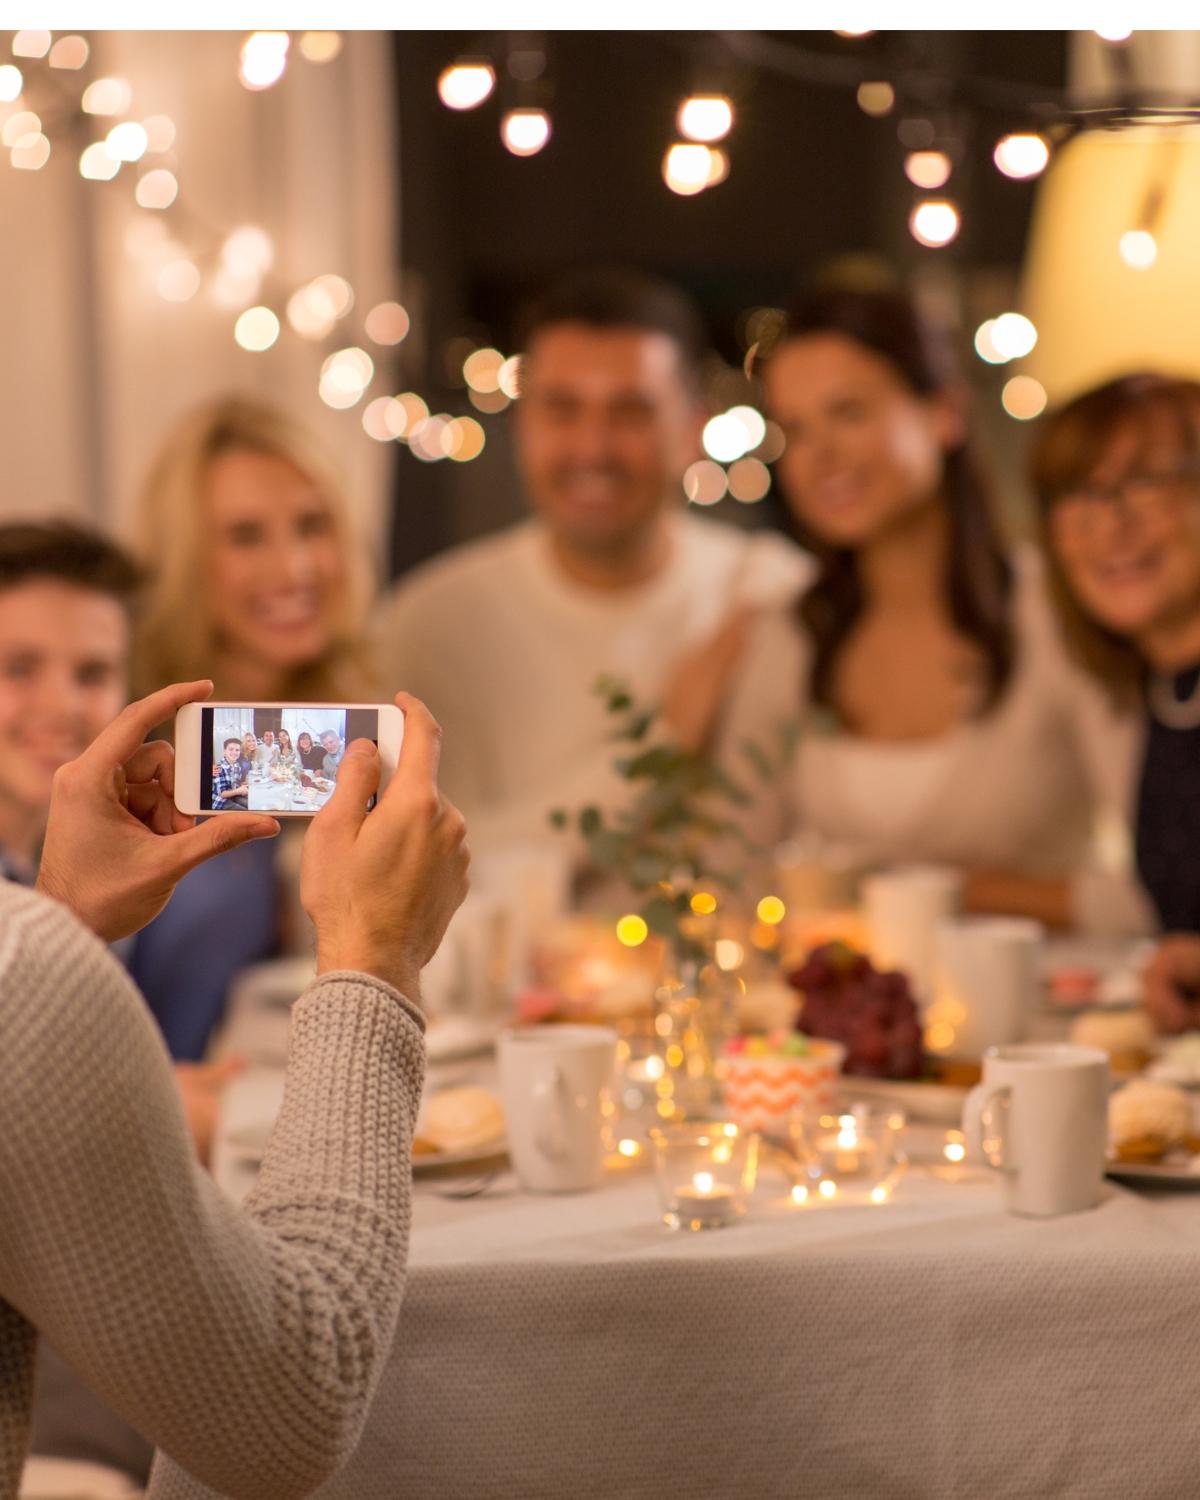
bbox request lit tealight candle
[675,1171,737,1227]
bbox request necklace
[1148,668,1200,730]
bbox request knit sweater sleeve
[0,883,424,1500]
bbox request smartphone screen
[202,705,378,814]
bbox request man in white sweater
[377,268,810,857]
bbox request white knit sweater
[0,881,425,1500]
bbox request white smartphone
[173,701,404,818]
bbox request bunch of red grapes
[786,942,923,1080]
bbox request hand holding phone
[301,693,470,998]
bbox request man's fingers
[124,739,176,796]
[152,812,279,882]
[86,681,213,778]
[313,739,381,838]
[387,693,442,797]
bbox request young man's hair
[223,738,241,750]
[0,522,142,611]
[515,266,707,393]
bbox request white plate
[1107,1152,1200,1187]
[839,1075,969,1125]
[411,1136,509,1177]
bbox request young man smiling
[378,267,810,856]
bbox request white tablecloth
[212,1067,1200,1500]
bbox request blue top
[126,837,279,1060]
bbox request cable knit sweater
[0,881,425,1500]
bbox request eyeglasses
[1052,465,1200,531]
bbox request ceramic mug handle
[533,1066,568,1159]
[963,1083,1013,1171]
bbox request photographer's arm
[0,688,467,1500]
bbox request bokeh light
[714,939,744,971]
[993,133,1049,179]
[616,914,648,947]
[705,148,729,186]
[856,81,894,116]
[663,142,713,196]
[438,62,495,110]
[409,415,451,461]
[392,393,430,437]
[469,388,511,414]
[501,109,551,156]
[728,457,771,503]
[12,31,49,58]
[1001,375,1047,420]
[677,95,733,143]
[691,891,718,915]
[683,459,728,505]
[234,306,280,351]
[48,35,87,69]
[463,347,505,393]
[757,896,786,925]
[142,115,175,152]
[904,150,951,189]
[362,396,406,442]
[157,260,200,302]
[990,312,1037,359]
[11,132,48,171]
[239,32,289,91]
[909,200,959,247]
[223,226,274,277]
[80,142,120,180]
[447,416,486,461]
[299,31,342,63]
[703,407,763,463]
[365,301,410,345]
[105,121,148,162]
[0,65,21,102]
[1119,229,1156,268]
[319,347,373,408]
[497,355,522,399]
[755,420,786,463]
[1095,23,1133,41]
[135,170,177,209]
[974,320,1003,364]
[3,112,39,148]
[82,78,131,116]
[287,275,354,339]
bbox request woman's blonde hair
[133,395,375,701]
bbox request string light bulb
[438,60,495,110]
[993,133,1049,180]
[909,200,959,247]
[501,108,550,156]
[676,95,733,143]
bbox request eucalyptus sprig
[550,676,789,961]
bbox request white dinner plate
[1106,1151,1200,1188]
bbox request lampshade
[1020,123,1200,407]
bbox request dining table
[212,1012,1200,1500]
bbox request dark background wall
[389,30,1069,579]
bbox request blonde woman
[134,395,375,703]
[127,397,379,1062]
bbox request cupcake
[1108,1079,1192,1162]
[718,1031,845,1136]
[1070,1007,1156,1076]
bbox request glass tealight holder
[649,1121,758,1230]
[788,1104,904,1183]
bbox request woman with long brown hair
[126,396,378,1060]
[1033,374,1200,1024]
[725,286,1149,931]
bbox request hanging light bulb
[909,201,960,247]
[993,133,1050,180]
[676,95,733,143]
[501,108,551,156]
[438,60,495,110]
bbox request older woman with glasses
[1033,373,1200,1028]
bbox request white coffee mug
[963,1043,1109,1217]
[929,916,1044,1061]
[863,864,962,1003]
[497,1025,617,1193]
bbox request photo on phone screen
[201,706,378,814]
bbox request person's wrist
[315,938,420,1004]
